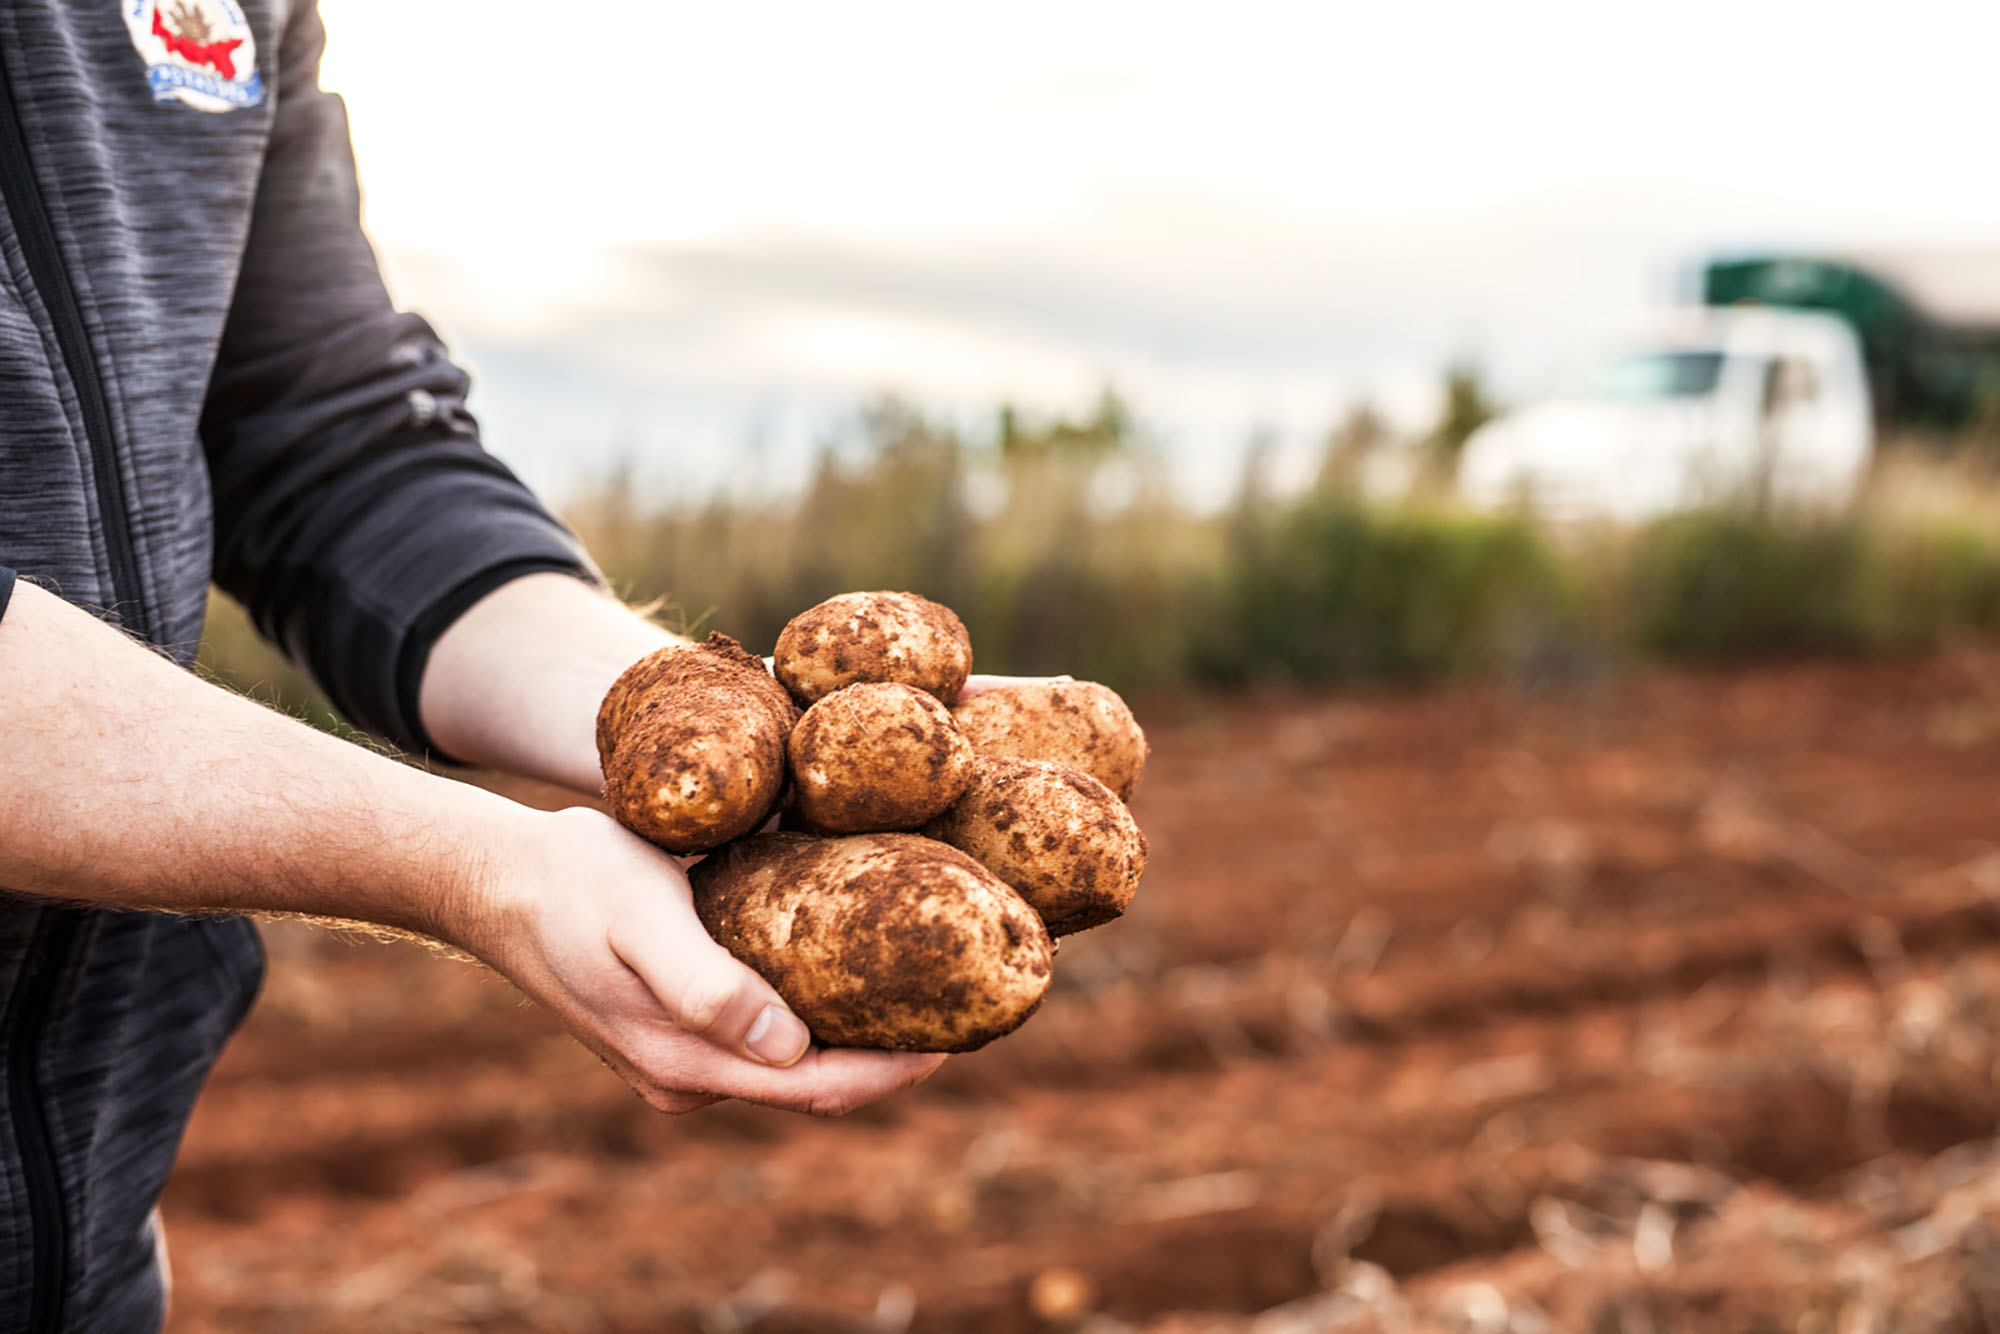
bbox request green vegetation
[1626,511,1870,657]
[1420,362,1499,480]
[1204,499,1561,682]
[199,389,2000,732]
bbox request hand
[957,673,1073,697]
[462,805,945,1115]
[757,658,1073,701]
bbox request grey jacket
[0,1,597,1327]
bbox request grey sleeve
[200,0,600,755]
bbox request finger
[621,1034,948,1117]
[644,1088,724,1112]
[641,1088,726,1116]
[548,1022,731,1116]
[958,672,1074,697]
[741,1047,947,1116]
[608,893,812,1069]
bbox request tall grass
[1203,500,1563,683]
[569,397,1214,687]
[198,399,2000,731]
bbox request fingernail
[746,1005,810,1066]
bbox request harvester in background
[1704,252,2000,435]
[1458,251,2000,520]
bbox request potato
[789,682,976,833]
[773,591,972,706]
[925,757,1147,935]
[690,832,1053,1052]
[950,680,1148,800]
[596,633,799,854]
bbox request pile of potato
[595,591,1149,1052]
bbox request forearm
[418,573,684,792]
[0,580,512,942]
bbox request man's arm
[0,579,942,1114]
[419,572,1069,793]
[202,0,601,757]
[419,573,676,794]
[177,0,951,1116]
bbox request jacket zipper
[0,41,151,1334]
[5,914,79,1334]
[0,46,152,641]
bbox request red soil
[161,651,2000,1331]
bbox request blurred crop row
[198,389,2000,727]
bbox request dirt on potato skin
[690,831,1052,1053]
[788,683,975,833]
[773,591,972,707]
[163,651,2000,1332]
[924,755,1145,936]
[952,680,1149,800]
[596,632,798,854]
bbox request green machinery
[1703,253,2000,434]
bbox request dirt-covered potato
[925,757,1147,936]
[690,832,1053,1052]
[788,683,975,833]
[773,591,972,706]
[950,680,1148,800]
[596,634,800,854]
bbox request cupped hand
[957,672,1073,697]
[464,805,945,1115]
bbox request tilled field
[162,653,2000,1332]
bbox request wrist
[415,785,549,964]
[419,574,680,792]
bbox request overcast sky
[318,0,2000,504]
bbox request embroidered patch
[123,0,264,113]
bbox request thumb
[609,892,812,1068]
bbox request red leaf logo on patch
[153,1,241,81]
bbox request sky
[318,0,2000,506]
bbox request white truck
[1457,306,1873,521]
